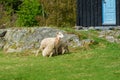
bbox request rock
[88,27,95,30]
[0,29,7,49]
[114,26,120,30]
[0,38,6,49]
[80,39,94,48]
[0,31,7,37]
[105,36,115,43]
[63,34,81,47]
[2,27,81,53]
[99,30,120,43]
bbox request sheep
[42,32,64,57]
[57,39,69,55]
[42,40,55,57]
[36,32,64,57]
[39,38,55,51]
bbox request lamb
[57,39,69,55]
[36,32,64,57]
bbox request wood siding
[76,0,120,27]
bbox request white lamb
[36,32,64,57]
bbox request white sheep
[36,32,64,57]
[42,40,55,57]
[42,32,64,57]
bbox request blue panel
[102,0,116,25]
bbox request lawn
[0,30,120,80]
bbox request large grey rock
[3,27,81,53]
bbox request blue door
[102,0,116,25]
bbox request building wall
[116,0,120,26]
[76,0,120,27]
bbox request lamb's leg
[66,46,69,53]
[62,46,69,54]
[55,48,58,55]
[62,47,65,54]
[66,48,69,53]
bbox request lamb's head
[56,32,64,38]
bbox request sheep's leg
[62,48,65,54]
[53,48,58,56]
[49,52,53,57]
[62,47,69,54]
[36,46,45,56]
[42,50,47,57]
[66,46,69,53]
[66,48,69,53]
[55,48,58,55]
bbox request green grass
[0,29,120,80]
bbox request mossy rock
[3,27,81,53]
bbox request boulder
[2,27,81,53]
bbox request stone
[88,27,95,30]
[2,27,81,53]
[0,30,7,49]
[99,30,120,43]
[0,38,6,49]
[105,36,115,43]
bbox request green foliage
[16,0,44,27]
[0,0,76,27]
[0,0,22,28]
[117,35,120,39]
[0,6,10,28]
[0,42,120,80]
[39,0,76,27]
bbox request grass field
[0,30,120,80]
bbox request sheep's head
[56,32,64,38]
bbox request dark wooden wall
[116,0,120,26]
[76,0,120,27]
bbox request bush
[16,0,45,27]
[0,0,22,28]
[39,0,76,27]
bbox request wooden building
[76,0,120,28]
